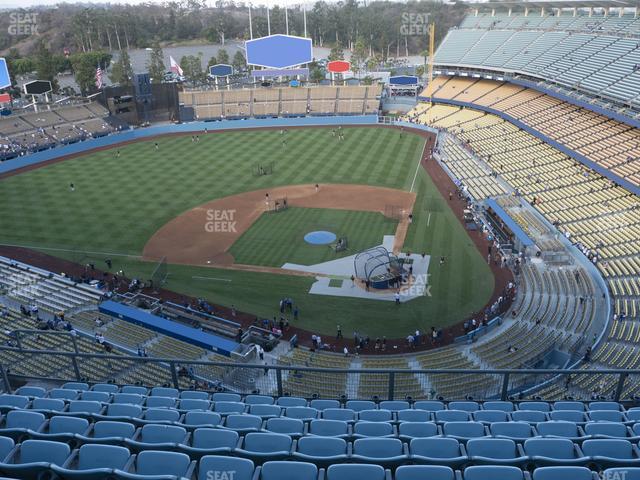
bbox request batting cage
[354,246,394,281]
[252,161,275,177]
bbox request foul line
[410,138,428,193]
[192,276,232,282]
[0,243,141,259]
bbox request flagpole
[248,4,253,40]
[285,7,289,35]
[303,5,307,37]
[267,6,271,35]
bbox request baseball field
[0,126,494,338]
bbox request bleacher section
[181,85,382,120]
[0,102,112,160]
[434,13,640,109]
[406,99,640,398]
[0,387,638,479]
[423,76,640,186]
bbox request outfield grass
[0,127,495,337]
[229,207,397,267]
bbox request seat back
[185,411,221,427]
[135,450,190,477]
[396,465,455,480]
[6,410,45,430]
[410,437,461,458]
[150,387,179,398]
[225,414,262,430]
[464,465,524,480]
[442,421,485,438]
[584,422,628,438]
[467,438,517,459]
[140,424,187,444]
[490,421,533,438]
[261,460,318,480]
[49,416,89,435]
[533,466,595,480]
[582,439,633,459]
[353,421,393,437]
[399,422,438,438]
[266,418,304,435]
[19,440,70,465]
[327,464,386,480]
[354,438,403,458]
[297,436,347,457]
[243,432,292,453]
[524,438,576,459]
[198,456,254,480]
[93,421,136,439]
[536,421,579,438]
[193,428,238,449]
[77,444,130,470]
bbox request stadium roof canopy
[468,0,637,9]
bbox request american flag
[95,64,103,89]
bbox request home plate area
[282,235,431,302]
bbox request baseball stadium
[0,0,639,478]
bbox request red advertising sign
[0,93,10,103]
[327,60,350,73]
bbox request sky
[2,0,319,7]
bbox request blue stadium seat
[235,432,292,464]
[293,436,349,468]
[589,402,623,411]
[483,401,515,412]
[345,401,376,412]
[245,395,274,406]
[213,401,246,415]
[80,391,110,403]
[30,398,65,414]
[181,428,239,458]
[474,410,509,423]
[91,384,120,394]
[512,410,548,423]
[323,408,356,422]
[285,407,318,421]
[0,411,45,439]
[276,397,307,408]
[114,450,194,479]
[520,402,551,413]
[627,410,640,422]
[0,439,70,479]
[442,421,486,441]
[449,401,480,412]
[31,416,89,442]
[63,383,89,392]
[260,461,318,480]
[198,456,254,480]
[51,443,132,480]
[78,420,136,445]
[435,410,470,423]
[380,401,410,412]
[120,387,147,396]
[249,404,281,419]
[463,465,527,480]
[145,397,176,409]
[549,411,587,423]
[266,417,304,437]
[326,464,387,480]
[351,438,407,468]
[490,421,535,441]
[15,387,46,399]
[414,401,445,412]
[532,466,596,480]
[0,437,14,463]
[395,465,455,480]
[211,393,242,403]
[308,419,349,438]
[582,439,640,468]
[141,408,180,423]
[150,387,179,399]
[584,422,630,438]
[67,400,104,416]
[352,421,395,438]
[466,438,526,466]
[603,468,640,480]
[588,411,626,423]
[397,409,431,423]
[358,409,392,422]
[398,422,438,441]
[183,411,222,428]
[224,414,262,433]
[553,402,585,412]
[524,438,588,467]
[410,437,467,467]
[0,395,30,411]
[178,399,211,412]
[112,394,144,406]
[49,389,79,401]
[179,391,209,401]
[310,400,340,411]
[125,424,188,452]
[536,421,585,441]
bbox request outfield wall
[0,116,379,176]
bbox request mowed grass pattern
[230,207,397,267]
[2,126,495,336]
[0,128,420,254]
